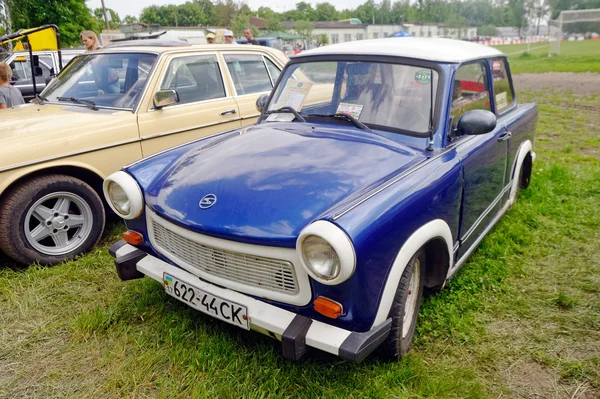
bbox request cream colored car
[0,42,288,265]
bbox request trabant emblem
[199,194,217,209]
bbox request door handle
[497,131,512,142]
[220,109,237,116]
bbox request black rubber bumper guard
[281,315,393,362]
[109,239,146,281]
[110,239,393,362]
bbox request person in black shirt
[244,28,259,45]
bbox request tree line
[1,0,600,47]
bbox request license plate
[163,273,249,330]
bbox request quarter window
[491,58,514,113]
[223,54,273,95]
[264,57,281,85]
[450,62,491,127]
[161,54,226,105]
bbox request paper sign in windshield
[266,113,296,122]
[496,92,508,110]
[273,81,313,111]
[336,102,364,119]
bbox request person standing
[80,30,101,52]
[0,62,25,109]
[224,30,237,44]
[206,32,216,44]
[244,28,259,45]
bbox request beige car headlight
[297,221,356,285]
[103,171,144,220]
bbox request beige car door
[137,52,242,157]
[221,52,283,126]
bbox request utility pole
[100,0,110,30]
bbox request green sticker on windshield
[415,70,431,85]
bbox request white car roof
[294,37,505,63]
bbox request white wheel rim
[402,258,421,338]
[24,192,94,256]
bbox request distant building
[281,21,477,44]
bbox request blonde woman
[0,62,25,109]
[80,30,101,51]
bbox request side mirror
[33,66,44,77]
[256,93,269,112]
[154,89,179,109]
[456,110,497,136]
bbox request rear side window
[223,54,273,95]
[161,54,226,105]
[450,62,490,126]
[492,58,515,114]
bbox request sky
[87,0,367,19]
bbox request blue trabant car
[105,38,537,362]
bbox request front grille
[152,221,299,294]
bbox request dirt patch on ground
[512,72,600,95]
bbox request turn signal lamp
[123,230,143,246]
[313,297,342,319]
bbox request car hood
[0,103,137,170]
[141,123,428,246]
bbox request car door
[137,52,242,157]
[491,57,523,203]
[453,60,509,260]
[221,51,283,126]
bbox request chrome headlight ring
[103,171,144,220]
[296,221,356,285]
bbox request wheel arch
[0,163,106,207]
[371,219,453,329]
[508,139,533,204]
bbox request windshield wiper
[35,94,47,104]
[57,96,98,111]
[265,106,306,122]
[307,112,371,132]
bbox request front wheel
[0,175,105,265]
[378,249,425,359]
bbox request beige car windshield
[267,61,438,134]
[43,53,157,110]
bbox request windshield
[267,60,439,134]
[42,52,157,110]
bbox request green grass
[1,88,599,397]
[494,40,600,73]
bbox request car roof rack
[104,40,192,48]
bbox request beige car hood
[0,103,138,170]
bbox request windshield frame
[41,50,160,113]
[261,54,446,138]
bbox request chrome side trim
[0,138,141,174]
[459,181,513,244]
[140,118,242,141]
[449,199,512,279]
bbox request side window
[223,54,273,95]
[264,57,281,85]
[160,54,226,105]
[450,62,490,127]
[10,58,31,82]
[492,58,515,114]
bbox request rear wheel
[378,249,425,359]
[0,175,105,265]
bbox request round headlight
[107,181,130,215]
[297,221,356,285]
[103,171,144,220]
[301,235,341,280]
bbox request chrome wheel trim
[402,258,421,338]
[24,191,93,256]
